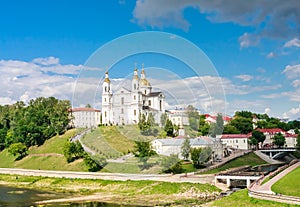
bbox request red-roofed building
[69,108,101,128]
[221,134,251,150]
[204,114,232,125]
[221,128,299,150]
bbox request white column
[246,179,251,187]
[226,178,231,187]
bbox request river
[0,185,141,207]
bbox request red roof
[69,108,101,112]
[221,134,250,139]
[256,128,285,134]
[285,133,298,138]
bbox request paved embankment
[248,161,300,205]
[0,168,214,184]
[254,151,283,164]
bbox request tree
[249,136,259,150]
[164,119,174,137]
[133,141,156,167]
[198,115,210,135]
[211,113,224,137]
[234,111,253,119]
[8,142,28,160]
[198,147,212,164]
[230,117,253,134]
[186,105,200,131]
[83,153,107,172]
[190,147,202,168]
[85,104,92,108]
[160,113,168,128]
[181,137,191,160]
[63,141,84,163]
[251,130,266,149]
[160,154,183,174]
[223,124,240,134]
[273,133,285,148]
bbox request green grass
[0,174,221,206]
[200,152,267,174]
[82,126,138,159]
[0,129,88,171]
[210,189,299,207]
[117,125,158,141]
[272,166,300,197]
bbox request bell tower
[102,71,112,125]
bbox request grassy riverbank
[0,174,220,206]
[209,189,299,207]
[272,166,300,197]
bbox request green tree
[133,141,156,167]
[190,147,202,168]
[186,105,200,131]
[230,117,253,134]
[273,133,286,148]
[83,153,107,172]
[223,124,240,134]
[249,136,259,150]
[198,147,212,164]
[160,113,168,128]
[251,130,266,149]
[181,137,191,160]
[234,111,253,119]
[198,115,210,135]
[211,113,224,136]
[8,142,28,160]
[164,119,174,137]
[160,154,183,174]
[63,141,84,163]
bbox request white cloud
[283,105,300,120]
[284,38,300,48]
[282,64,300,79]
[292,79,300,88]
[32,57,60,65]
[235,74,253,82]
[266,52,276,59]
[264,107,271,115]
[239,33,259,48]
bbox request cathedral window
[121,108,124,114]
[121,97,124,105]
[104,111,107,117]
[134,95,136,100]
[144,90,146,94]
[134,84,136,90]
[104,98,106,102]
[105,86,107,92]
[134,109,136,116]
[160,100,162,111]
[148,100,151,106]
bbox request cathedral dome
[140,78,151,87]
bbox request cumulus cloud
[132,0,300,46]
[235,74,253,82]
[0,57,96,106]
[284,38,300,48]
[282,64,300,79]
[283,105,300,120]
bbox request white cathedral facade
[101,68,165,125]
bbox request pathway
[248,160,300,205]
[250,161,300,194]
[254,150,283,164]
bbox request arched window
[121,108,124,114]
[134,84,136,90]
[121,97,124,105]
[148,100,151,106]
[105,86,107,92]
[160,100,162,111]
[104,111,107,117]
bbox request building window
[236,140,238,143]
[148,100,151,106]
[105,86,107,92]
[121,108,124,114]
[134,95,136,100]
[144,90,146,94]
[160,100,162,111]
[121,97,124,105]
[104,98,106,102]
[104,111,107,117]
[134,84,136,90]
[134,109,136,116]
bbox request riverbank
[0,174,221,206]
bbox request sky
[1,0,300,120]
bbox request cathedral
[101,67,165,125]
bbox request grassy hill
[81,125,158,159]
[272,165,300,197]
[0,129,88,171]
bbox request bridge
[215,174,261,187]
[260,148,296,159]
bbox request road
[0,168,214,184]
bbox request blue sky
[1,0,300,120]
